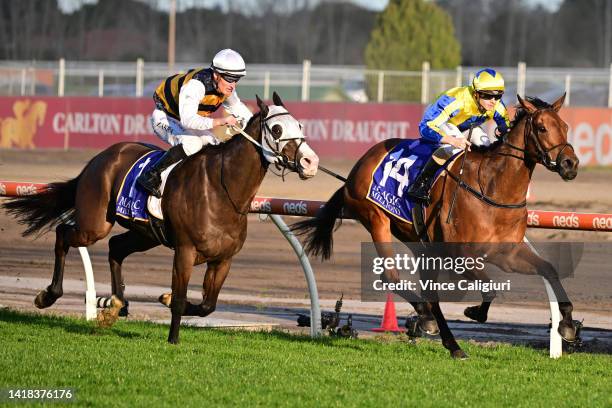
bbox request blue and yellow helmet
[472,68,505,95]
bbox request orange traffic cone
[371,293,406,332]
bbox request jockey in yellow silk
[407,68,511,205]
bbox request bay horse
[3,92,319,344]
[292,94,579,358]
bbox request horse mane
[511,96,552,127]
[245,110,261,130]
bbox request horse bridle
[501,110,573,172]
[259,110,305,174]
[445,108,574,210]
[221,109,307,215]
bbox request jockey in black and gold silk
[137,49,252,198]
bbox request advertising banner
[0,96,610,165]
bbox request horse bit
[231,109,305,176]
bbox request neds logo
[592,216,612,230]
[283,201,307,215]
[553,214,579,228]
[527,212,539,226]
[251,200,271,213]
[16,184,38,196]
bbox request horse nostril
[561,159,573,169]
[300,157,315,168]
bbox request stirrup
[409,193,431,207]
[407,184,431,205]
[137,174,162,198]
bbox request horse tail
[291,187,344,260]
[2,177,80,237]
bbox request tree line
[0,0,610,68]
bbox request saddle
[366,140,461,237]
[115,149,183,247]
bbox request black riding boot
[137,144,188,198]
[406,160,443,206]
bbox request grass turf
[0,308,610,407]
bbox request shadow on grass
[203,326,370,352]
[0,307,144,340]
[4,307,609,356]
[1,307,365,350]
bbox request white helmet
[211,49,246,81]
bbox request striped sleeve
[419,94,462,143]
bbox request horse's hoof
[464,306,487,323]
[118,300,129,317]
[405,316,422,338]
[97,310,117,328]
[96,296,124,328]
[558,321,577,343]
[158,293,172,308]
[34,290,58,309]
[451,349,469,360]
[418,316,440,336]
[167,337,179,345]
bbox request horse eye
[272,124,282,136]
[538,126,546,132]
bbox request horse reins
[445,170,528,208]
[446,126,473,223]
[220,111,301,215]
[231,111,301,171]
[222,109,343,214]
[232,112,347,182]
[445,108,573,210]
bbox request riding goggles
[220,73,242,83]
[478,92,503,101]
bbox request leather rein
[221,110,305,214]
[445,109,573,209]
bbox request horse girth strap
[444,170,527,209]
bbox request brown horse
[3,92,319,344]
[292,94,579,358]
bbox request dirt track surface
[1,149,611,352]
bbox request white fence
[2,59,612,107]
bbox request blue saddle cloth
[366,140,439,223]
[115,150,165,222]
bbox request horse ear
[256,94,268,117]
[517,94,537,114]
[551,93,566,112]
[272,91,285,107]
